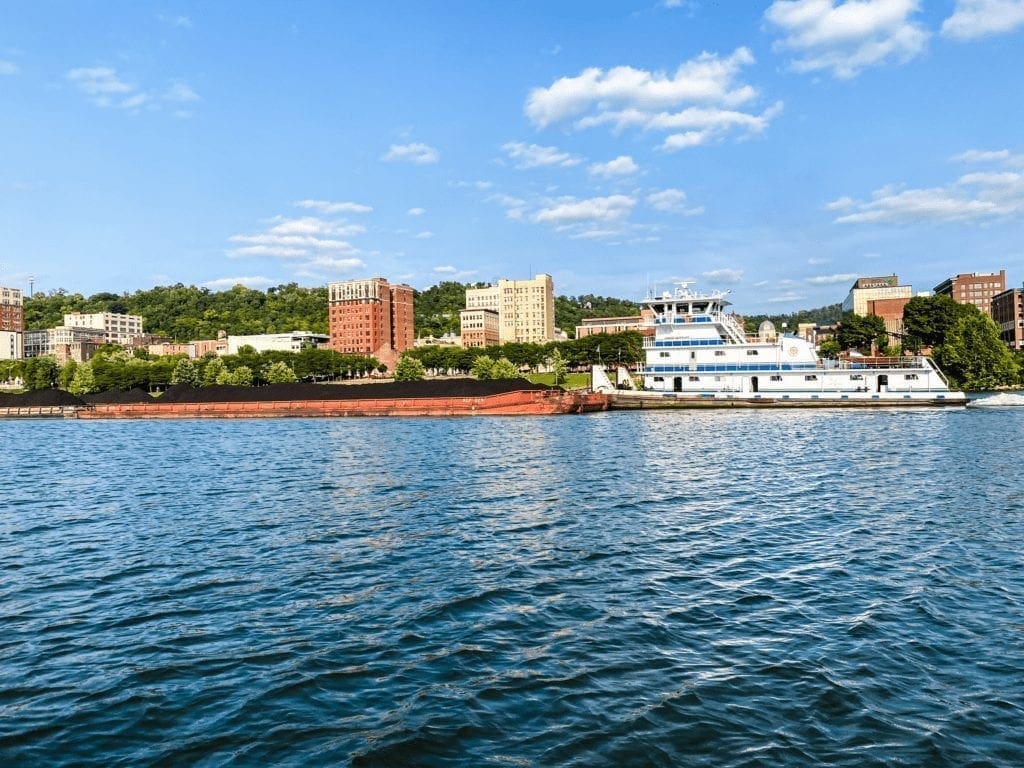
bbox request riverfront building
[225,331,328,355]
[842,276,913,346]
[328,278,414,369]
[933,270,1006,317]
[64,312,144,346]
[991,286,1024,351]
[24,327,106,364]
[463,274,555,345]
[458,308,499,348]
[0,286,24,360]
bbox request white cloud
[433,265,457,274]
[525,48,779,149]
[533,194,636,225]
[646,188,705,215]
[414,230,435,239]
[765,0,929,79]
[303,256,366,272]
[830,152,1024,224]
[501,141,581,169]
[807,256,831,265]
[121,93,148,110]
[805,273,859,284]
[202,276,276,290]
[942,0,1024,39]
[487,193,529,220]
[166,83,200,102]
[451,179,494,190]
[228,213,366,264]
[702,268,744,284]
[767,291,807,304]
[294,199,373,214]
[407,207,426,216]
[589,155,640,177]
[0,60,19,76]
[950,148,1024,167]
[67,67,133,100]
[570,229,624,240]
[382,142,439,164]
[157,13,192,28]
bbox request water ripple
[1,410,1023,766]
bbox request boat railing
[836,355,929,370]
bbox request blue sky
[1,1,1023,313]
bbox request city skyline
[2,1,1023,313]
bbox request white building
[225,331,328,355]
[64,312,144,346]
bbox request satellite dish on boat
[758,321,777,342]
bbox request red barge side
[71,389,610,419]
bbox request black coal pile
[0,389,86,407]
[159,378,555,403]
[82,388,155,404]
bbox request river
[2,408,1022,766]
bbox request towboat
[593,282,967,408]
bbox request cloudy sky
[1,1,1023,312]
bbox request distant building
[64,312,143,346]
[0,286,23,360]
[842,276,912,315]
[414,333,462,348]
[24,327,105,364]
[327,278,415,369]
[463,274,555,345]
[225,331,328,355]
[458,308,499,348]
[933,270,1006,317]
[575,315,648,339]
[842,276,913,347]
[147,343,195,357]
[991,286,1024,351]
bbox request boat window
[653,376,664,382]
[904,374,919,380]
[770,375,782,382]
[688,376,699,382]
[805,375,818,381]
[715,350,726,356]
[746,350,759,356]
[659,351,670,358]
[849,374,863,380]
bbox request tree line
[24,281,642,342]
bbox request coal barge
[0,379,610,419]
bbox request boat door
[877,374,888,393]
[673,376,682,392]
[751,376,759,393]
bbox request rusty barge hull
[59,390,610,419]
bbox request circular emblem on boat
[788,346,799,357]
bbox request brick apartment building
[327,278,414,370]
[933,270,1006,316]
[991,286,1024,351]
[0,285,24,360]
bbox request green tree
[549,347,567,386]
[59,360,78,390]
[265,361,298,383]
[202,357,227,386]
[490,357,519,379]
[394,355,426,381]
[818,339,841,359]
[902,294,963,352]
[836,313,888,353]
[68,361,97,395]
[23,356,59,390]
[229,365,254,386]
[933,310,1019,390]
[471,354,495,379]
[171,357,200,386]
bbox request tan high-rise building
[933,270,1006,317]
[463,274,554,345]
[327,278,415,369]
[1,286,24,360]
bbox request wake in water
[968,392,1024,407]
